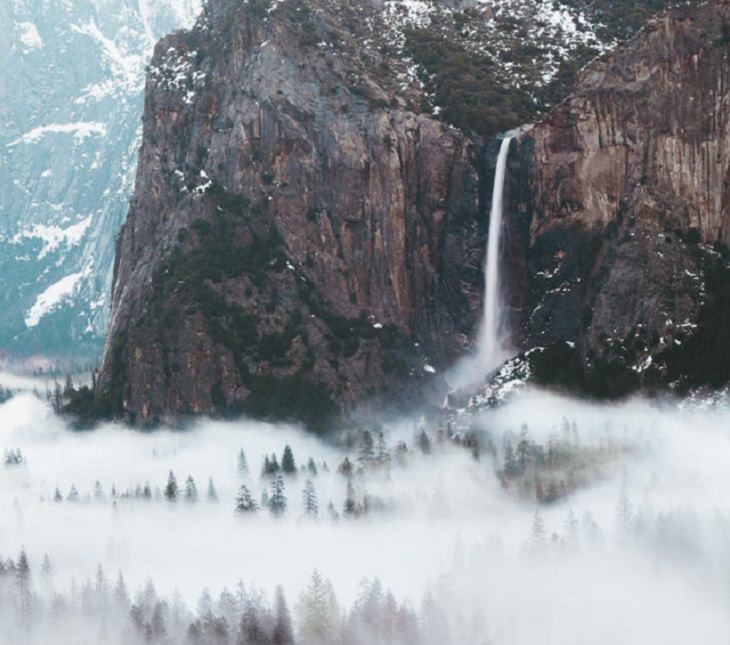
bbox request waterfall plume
[450,136,513,390]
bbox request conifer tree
[235,485,258,514]
[302,479,318,519]
[298,570,339,645]
[15,549,32,625]
[417,430,431,455]
[207,477,219,503]
[337,457,353,478]
[41,554,53,579]
[269,476,287,516]
[529,509,547,554]
[164,471,178,502]
[376,431,390,468]
[67,484,79,502]
[358,430,375,465]
[185,476,198,502]
[151,601,167,639]
[114,572,130,611]
[307,458,318,477]
[343,479,358,517]
[281,445,297,475]
[238,449,248,475]
[272,585,294,645]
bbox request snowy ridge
[0,0,201,357]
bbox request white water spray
[450,136,513,389]
[477,136,513,369]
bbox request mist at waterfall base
[3,391,730,643]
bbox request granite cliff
[96,0,729,427]
[502,0,730,398]
[96,0,487,426]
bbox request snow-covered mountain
[0,0,200,361]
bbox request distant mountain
[0,0,200,362]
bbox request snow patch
[6,123,107,147]
[25,272,84,328]
[13,217,92,260]
[17,22,43,50]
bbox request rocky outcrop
[508,0,730,395]
[97,0,485,426]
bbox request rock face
[508,0,730,395]
[97,0,485,426]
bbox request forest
[2,389,730,644]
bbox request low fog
[2,388,730,644]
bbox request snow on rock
[12,217,92,260]
[6,123,107,147]
[25,272,85,328]
[17,22,43,50]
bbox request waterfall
[449,136,513,390]
[476,136,513,371]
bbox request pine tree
[67,484,79,502]
[41,554,53,579]
[564,507,579,550]
[185,476,198,502]
[52,381,63,413]
[417,430,431,455]
[151,601,167,639]
[502,434,517,477]
[281,445,297,475]
[237,449,248,475]
[114,572,130,611]
[327,501,340,521]
[94,480,104,500]
[164,471,178,502]
[53,487,63,502]
[343,479,358,517]
[269,476,287,516]
[298,570,338,644]
[63,374,74,398]
[207,477,219,502]
[516,425,531,474]
[337,457,353,477]
[238,592,267,645]
[15,549,32,625]
[261,454,281,478]
[529,509,547,554]
[358,430,375,465]
[302,479,318,519]
[235,485,258,514]
[376,431,390,468]
[272,585,294,645]
[307,457,318,477]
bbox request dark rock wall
[97,0,485,425]
[510,1,730,394]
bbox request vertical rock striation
[511,0,730,394]
[97,0,484,426]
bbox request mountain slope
[0,0,200,361]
